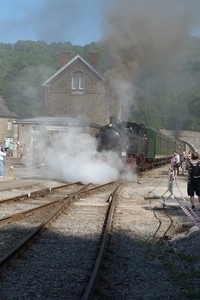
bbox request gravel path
[93,166,200,299]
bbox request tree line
[0,36,200,131]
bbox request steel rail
[0,182,116,269]
[0,198,66,224]
[81,182,124,300]
[0,182,115,224]
[0,184,90,269]
[0,182,80,205]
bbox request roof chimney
[89,53,99,70]
[59,52,70,68]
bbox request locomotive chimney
[59,52,70,68]
[89,53,99,70]
[110,116,117,125]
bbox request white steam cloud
[33,129,137,184]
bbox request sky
[0,0,106,45]
[0,0,200,46]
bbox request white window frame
[79,75,85,89]
[72,73,85,90]
[72,75,78,89]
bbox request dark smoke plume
[101,0,200,119]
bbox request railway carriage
[144,127,185,169]
[96,118,186,171]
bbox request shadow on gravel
[1,220,200,300]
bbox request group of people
[0,141,14,178]
[0,141,29,179]
[171,150,189,177]
[171,150,200,211]
[0,141,14,156]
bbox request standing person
[187,151,192,161]
[187,151,200,211]
[19,146,23,160]
[171,151,180,177]
[8,141,14,156]
[180,151,187,175]
[0,147,6,178]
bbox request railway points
[0,163,200,299]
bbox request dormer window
[72,73,85,90]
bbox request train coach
[143,127,186,169]
[96,118,186,171]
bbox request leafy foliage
[0,37,200,130]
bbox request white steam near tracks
[38,130,137,184]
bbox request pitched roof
[0,96,17,118]
[42,54,104,87]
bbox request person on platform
[180,151,187,175]
[0,147,6,178]
[187,151,200,211]
[19,145,23,160]
[8,141,14,156]
[171,151,180,177]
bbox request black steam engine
[96,118,147,171]
[96,117,186,171]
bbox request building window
[8,120,12,131]
[72,73,85,90]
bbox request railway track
[0,165,200,299]
[0,180,120,299]
[92,175,200,299]
[0,182,86,221]
[92,181,181,299]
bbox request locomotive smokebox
[110,116,117,125]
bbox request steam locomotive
[96,118,186,171]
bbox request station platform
[0,156,46,189]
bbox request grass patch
[145,239,200,298]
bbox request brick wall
[163,130,200,153]
[46,61,109,125]
[17,122,101,150]
[0,118,15,145]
